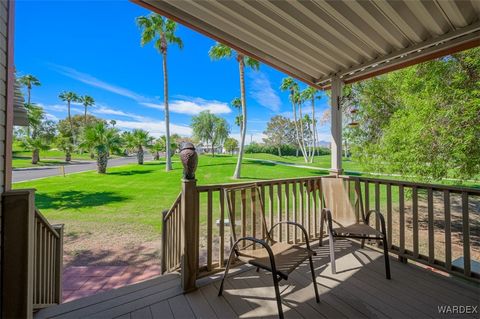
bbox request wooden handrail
[341,175,480,194]
[35,209,60,238]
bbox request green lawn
[12,157,68,169]
[244,153,363,172]
[13,155,330,266]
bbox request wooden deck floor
[36,240,479,318]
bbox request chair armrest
[269,221,315,254]
[231,237,278,272]
[365,210,387,235]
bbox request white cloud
[142,97,231,115]
[248,71,281,112]
[92,104,148,122]
[50,64,148,102]
[115,120,192,137]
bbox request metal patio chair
[218,184,319,319]
[320,177,391,279]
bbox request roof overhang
[133,0,480,90]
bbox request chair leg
[361,238,365,248]
[272,270,284,319]
[308,255,320,303]
[218,249,236,296]
[328,231,336,274]
[382,236,391,280]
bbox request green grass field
[244,153,362,171]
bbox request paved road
[13,155,154,183]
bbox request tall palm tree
[209,43,259,179]
[79,95,95,126]
[18,74,41,105]
[280,77,308,162]
[59,91,80,140]
[301,86,320,163]
[81,122,121,174]
[131,129,150,164]
[136,14,183,172]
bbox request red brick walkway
[62,265,162,303]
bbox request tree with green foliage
[209,43,259,178]
[79,95,95,126]
[19,104,55,164]
[149,138,164,160]
[59,91,80,141]
[137,13,183,172]
[280,77,308,162]
[224,137,239,155]
[231,97,243,129]
[348,48,480,181]
[80,122,121,174]
[301,86,320,162]
[263,115,295,157]
[18,74,41,105]
[131,129,150,164]
[191,111,230,157]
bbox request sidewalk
[62,264,162,303]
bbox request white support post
[330,76,344,176]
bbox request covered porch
[1,0,479,318]
[35,240,479,318]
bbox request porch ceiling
[134,0,480,89]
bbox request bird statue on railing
[180,142,198,180]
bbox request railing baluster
[307,180,312,239]
[285,182,290,243]
[444,190,451,270]
[412,187,419,258]
[219,190,225,267]
[268,185,274,234]
[293,182,298,244]
[399,185,405,255]
[387,184,392,248]
[241,188,247,247]
[251,187,257,246]
[427,188,434,264]
[207,190,213,270]
[375,182,380,230]
[365,181,370,216]
[300,181,305,237]
[313,179,318,238]
[462,192,471,276]
[277,183,282,242]
[260,185,266,239]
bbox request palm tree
[209,42,259,179]
[81,122,121,173]
[18,74,40,105]
[79,95,95,126]
[301,86,320,163]
[231,97,243,129]
[280,77,308,162]
[59,91,80,142]
[136,14,183,172]
[131,129,150,164]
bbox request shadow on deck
[35,240,479,318]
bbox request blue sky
[15,0,332,143]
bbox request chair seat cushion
[333,223,384,238]
[237,242,313,278]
